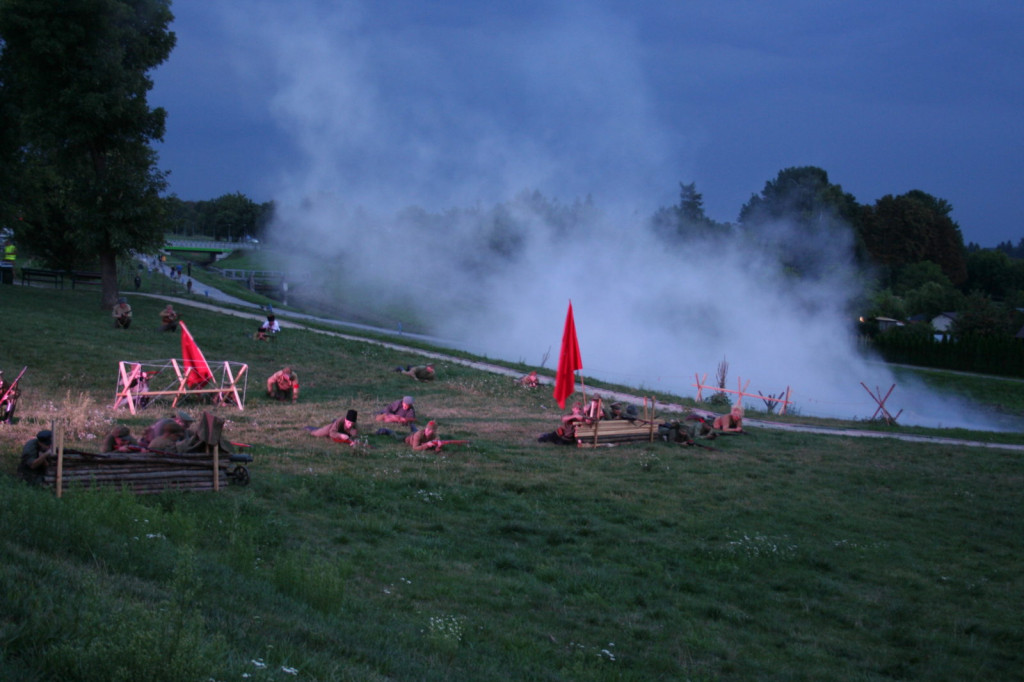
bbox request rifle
[0,365,26,422]
[429,439,470,451]
[0,365,27,403]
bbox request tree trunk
[100,251,119,309]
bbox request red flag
[180,320,214,388]
[553,301,583,409]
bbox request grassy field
[1,284,1022,681]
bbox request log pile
[43,450,231,495]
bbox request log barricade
[572,419,661,447]
[43,450,230,495]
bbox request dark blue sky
[150,1,1024,246]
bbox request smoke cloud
[222,2,1011,430]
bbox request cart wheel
[232,466,250,486]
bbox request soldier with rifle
[0,366,26,424]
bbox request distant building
[931,312,958,334]
[875,317,904,332]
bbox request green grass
[1,284,1022,681]
[892,364,1024,414]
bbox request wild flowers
[426,614,464,646]
[727,533,797,560]
[416,489,444,503]
[569,641,617,662]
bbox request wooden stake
[56,423,64,499]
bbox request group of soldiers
[538,391,746,447]
[16,410,234,486]
[266,359,452,453]
[109,298,180,332]
[13,329,748,486]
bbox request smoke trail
[221,1,1012,430]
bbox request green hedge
[867,331,1024,377]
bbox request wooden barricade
[693,374,792,414]
[114,359,249,414]
[50,423,234,495]
[572,419,660,447]
[572,396,661,447]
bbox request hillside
[1,284,1022,681]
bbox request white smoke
[220,1,1010,430]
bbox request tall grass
[1,284,1022,680]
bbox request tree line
[165,194,275,242]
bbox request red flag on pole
[180,320,214,388]
[553,301,583,409]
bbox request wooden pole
[55,423,64,499]
[648,396,656,441]
[737,378,751,408]
[212,443,220,492]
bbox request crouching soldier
[19,430,53,485]
[112,297,133,329]
[267,367,299,402]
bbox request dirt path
[160,295,1024,454]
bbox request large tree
[738,166,863,278]
[0,0,175,307]
[739,166,861,228]
[651,181,726,239]
[858,190,967,287]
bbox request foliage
[893,260,951,295]
[650,181,729,239]
[738,166,864,279]
[963,248,1024,301]
[0,0,175,308]
[739,166,861,229]
[859,191,967,287]
[165,193,275,241]
[994,237,1024,259]
[864,288,908,321]
[872,325,1024,376]
[950,292,1020,338]
[903,280,964,320]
